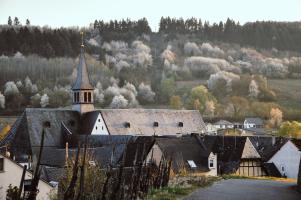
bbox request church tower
[71,33,94,114]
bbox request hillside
[1,18,301,121]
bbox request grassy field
[268,79,301,110]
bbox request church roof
[99,109,206,136]
[71,46,93,90]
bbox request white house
[244,118,264,129]
[205,123,218,135]
[0,154,55,200]
[213,120,234,130]
[267,139,301,179]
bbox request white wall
[244,123,256,129]
[0,156,55,200]
[91,113,109,135]
[206,124,217,135]
[268,141,301,179]
[207,152,217,176]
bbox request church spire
[72,32,93,91]
[71,32,94,114]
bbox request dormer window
[43,121,51,128]
[124,122,130,128]
[178,122,184,127]
[187,160,197,168]
[153,122,159,127]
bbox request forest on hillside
[1,16,301,126]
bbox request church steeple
[71,32,94,114]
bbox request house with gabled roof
[213,120,234,130]
[202,136,287,177]
[244,117,264,129]
[147,135,217,176]
[0,154,55,200]
[266,139,301,179]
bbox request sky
[0,0,301,30]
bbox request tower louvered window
[88,92,92,102]
[84,92,88,102]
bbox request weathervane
[80,31,84,47]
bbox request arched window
[76,92,80,102]
[84,92,88,102]
[88,92,92,102]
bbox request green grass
[148,176,221,200]
[268,79,301,110]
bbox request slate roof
[154,135,211,173]
[40,145,127,168]
[71,47,93,90]
[3,109,80,163]
[263,163,282,177]
[244,118,263,125]
[123,136,155,167]
[291,139,301,151]
[99,109,206,136]
[248,137,288,162]
[71,135,133,147]
[4,107,206,171]
[40,135,154,169]
[40,166,65,183]
[202,136,268,174]
[214,120,233,126]
[80,111,99,134]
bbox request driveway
[185,179,300,200]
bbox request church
[0,41,206,179]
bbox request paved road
[185,179,301,200]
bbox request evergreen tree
[26,19,30,26]
[8,16,12,26]
[13,17,20,26]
